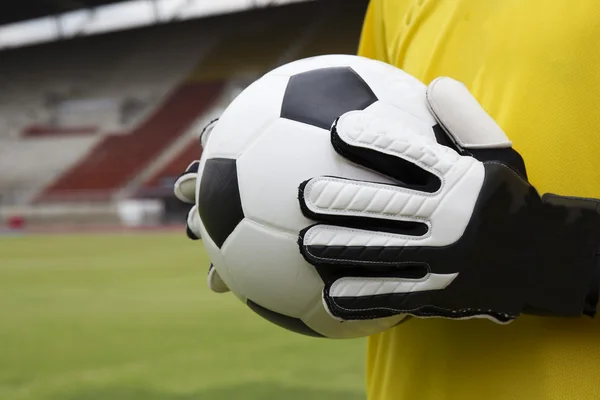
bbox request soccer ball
[196,55,437,339]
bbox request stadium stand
[38,81,223,201]
[0,19,219,138]
[143,137,202,193]
[0,18,222,203]
[0,0,369,227]
[0,135,101,204]
[22,125,99,138]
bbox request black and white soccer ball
[196,55,438,339]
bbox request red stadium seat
[38,82,223,201]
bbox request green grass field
[0,232,366,400]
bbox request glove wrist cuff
[586,252,600,317]
[540,194,600,317]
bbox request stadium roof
[0,0,313,49]
[0,0,124,26]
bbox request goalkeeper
[356,1,600,399]
[175,0,600,399]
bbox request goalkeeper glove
[297,77,600,324]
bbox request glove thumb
[426,77,511,150]
[186,205,202,240]
[426,77,527,178]
[174,161,199,204]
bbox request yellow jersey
[358,1,600,399]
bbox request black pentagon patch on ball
[281,66,378,130]
[197,158,244,248]
[247,299,325,338]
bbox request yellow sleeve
[357,0,388,62]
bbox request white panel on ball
[194,54,437,339]
[236,117,395,233]
[348,58,436,126]
[221,218,323,317]
[202,74,290,159]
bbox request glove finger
[331,111,460,193]
[323,275,452,321]
[425,77,511,150]
[174,160,199,204]
[298,176,430,235]
[300,224,431,267]
[298,163,482,243]
[200,118,219,148]
[207,263,230,293]
[323,277,514,323]
[186,205,202,240]
[299,223,460,317]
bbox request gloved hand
[173,160,203,241]
[173,121,229,294]
[297,77,600,323]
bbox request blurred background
[0,0,370,399]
